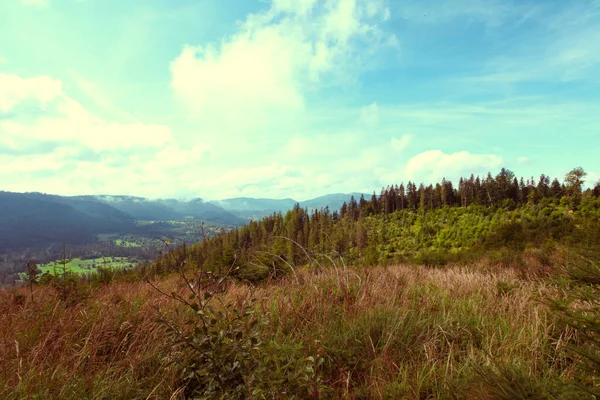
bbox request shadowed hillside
[0,191,134,251]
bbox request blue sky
[0,0,598,200]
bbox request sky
[0,0,598,201]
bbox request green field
[115,239,141,247]
[38,257,135,275]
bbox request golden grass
[0,262,578,399]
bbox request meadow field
[1,257,597,399]
[38,257,135,275]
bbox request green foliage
[38,256,133,275]
[41,245,88,305]
[152,268,326,399]
[92,266,119,286]
[136,167,599,284]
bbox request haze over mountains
[210,192,368,219]
[0,190,366,251]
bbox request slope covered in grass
[1,260,594,399]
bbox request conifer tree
[370,192,379,214]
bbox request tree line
[141,167,599,281]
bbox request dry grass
[246,264,572,398]
[0,262,578,399]
[0,280,183,399]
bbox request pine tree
[370,192,379,214]
[537,174,550,199]
[550,178,564,199]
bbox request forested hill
[150,168,600,278]
[77,195,245,225]
[0,192,244,252]
[0,191,135,251]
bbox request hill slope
[0,191,134,251]
[0,192,244,251]
[86,195,245,225]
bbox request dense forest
[146,167,600,280]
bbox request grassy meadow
[1,257,596,399]
[115,239,142,247]
[38,257,135,275]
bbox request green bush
[152,269,326,399]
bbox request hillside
[210,197,298,219]
[0,191,135,251]
[2,249,599,398]
[2,168,600,398]
[160,169,600,279]
[300,192,370,211]
[81,195,245,225]
[0,192,245,252]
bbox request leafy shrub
[152,268,326,399]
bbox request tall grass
[0,281,182,399]
[252,264,573,398]
[0,261,585,398]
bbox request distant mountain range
[210,192,369,219]
[0,191,134,251]
[0,191,369,251]
[0,192,243,251]
[77,195,244,225]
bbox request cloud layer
[0,0,598,199]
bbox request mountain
[211,193,371,219]
[87,195,245,225]
[78,195,181,221]
[0,191,135,251]
[0,192,245,251]
[210,197,298,219]
[300,192,370,212]
[0,189,367,251]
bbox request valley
[0,191,367,285]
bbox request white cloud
[405,150,503,183]
[170,0,393,132]
[0,71,187,197]
[516,156,532,165]
[0,72,172,152]
[586,171,599,188]
[66,69,133,120]
[170,39,305,129]
[164,0,397,199]
[0,73,63,112]
[272,0,319,15]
